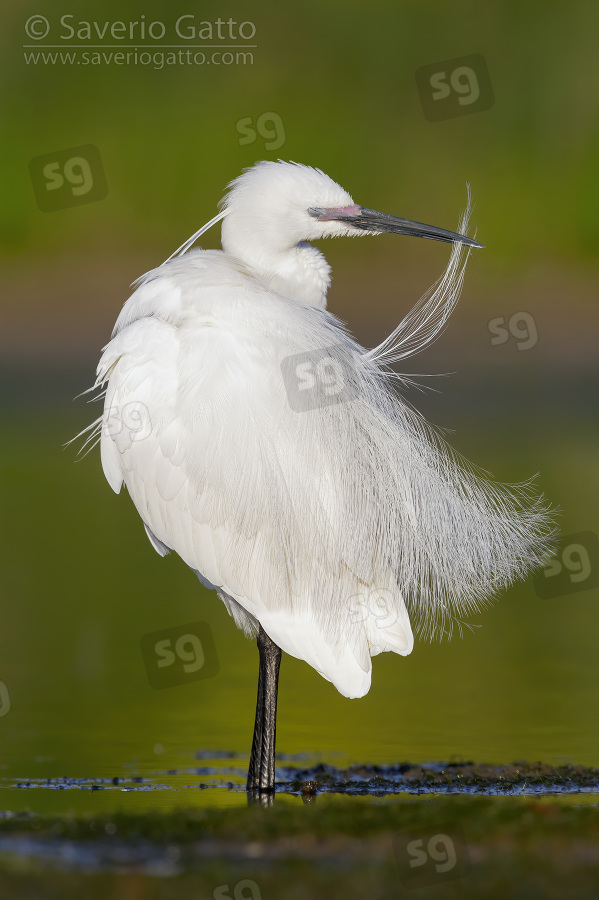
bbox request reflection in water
[247,790,274,809]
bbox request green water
[1,407,597,815]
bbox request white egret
[84,161,554,794]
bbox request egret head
[221,160,359,252]
[221,160,483,251]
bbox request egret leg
[246,625,282,794]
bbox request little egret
[83,161,554,794]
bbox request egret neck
[222,222,332,309]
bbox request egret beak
[309,205,484,249]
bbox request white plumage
[86,161,554,700]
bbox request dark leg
[246,625,282,794]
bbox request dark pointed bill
[309,205,484,249]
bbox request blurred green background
[1,0,598,813]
